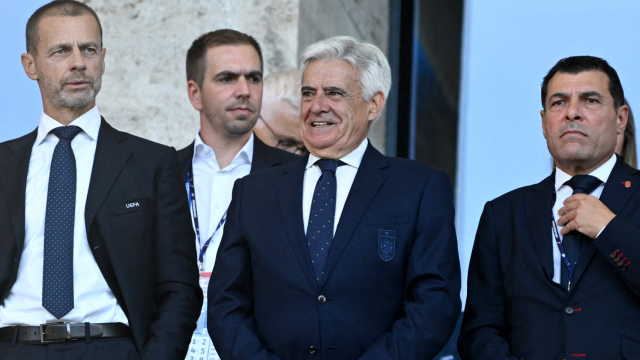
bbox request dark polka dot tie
[306,159,343,284]
[42,125,82,319]
[560,174,602,290]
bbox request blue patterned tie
[307,159,343,283]
[560,174,602,289]
[42,125,82,319]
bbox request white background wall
[456,0,640,305]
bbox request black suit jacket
[177,135,301,179]
[207,142,461,360]
[0,119,202,360]
[459,157,640,359]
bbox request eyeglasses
[259,116,307,155]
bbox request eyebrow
[46,41,100,53]
[324,86,347,94]
[301,86,316,93]
[580,90,602,98]
[215,70,262,78]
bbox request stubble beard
[39,70,102,108]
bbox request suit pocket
[110,197,151,217]
[365,214,410,225]
[621,335,640,359]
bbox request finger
[563,193,589,205]
[558,202,578,216]
[560,220,577,235]
[557,209,576,227]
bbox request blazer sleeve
[140,148,203,360]
[207,179,283,360]
[358,170,462,360]
[592,215,640,296]
[457,201,519,360]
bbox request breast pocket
[109,197,152,217]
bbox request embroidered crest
[378,229,396,261]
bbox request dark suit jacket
[177,135,301,179]
[0,119,203,360]
[207,142,461,360]
[458,157,640,360]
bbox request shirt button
[317,295,327,304]
[204,148,210,154]
[309,345,317,354]
[565,307,574,315]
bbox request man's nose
[235,77,251,98]
[69,48,87,71]
[309,93,329,114]
[565,99,582,121]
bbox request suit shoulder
[269,146,302,165]
[385,156,451,182]
[0,130,37,151]
[487,181,545,207]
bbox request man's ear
[21,53,38,80]
[187,80,203,111]
[616,104,629,135]
[367,91,386,122]
[541,110,548,139]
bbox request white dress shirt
[190,132,253,272]
[0,107,128,326]
[551,154,616,283]
[303,139,368,234]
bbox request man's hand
[557,194,616,238]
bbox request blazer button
[309,345,317,355]
[317,295,327,304]
[564,307,574,315]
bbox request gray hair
[300,36,391,102]
[263,68,301,111]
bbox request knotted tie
[307,159,343,283]
[42,125,82,319]
[560,174,602,289]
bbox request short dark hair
[541,56,624,111]
[186,29,263,89]
[26,0,103,56]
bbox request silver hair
[263,68,301,111]
[300,35,391,101]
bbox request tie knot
[52,126,82,141]
[316,159,343,173]
[564,174,602,194]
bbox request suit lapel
[525,173,555,281]
[571,158,640,287]
[84,119,131,233]
[0,129,37,254]
[178,142,194,181]
[318,144,389,289]
[278,155,317,288]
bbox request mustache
[60,73,94,86]
[225,100,257,112]
[560,124,589,136]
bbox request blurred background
[2,0,640,357]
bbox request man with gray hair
[253,69,307,155]
[208,36,461,360]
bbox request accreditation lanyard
[186,164,228,272]
[551,191,579,291]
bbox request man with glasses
[254,69,307,155]
[177,29,300,358]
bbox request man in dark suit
[207,35,461,360]
[0,2,202,359]
[177,29,299,358]
[458,56,639,359]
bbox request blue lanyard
[551,191,579,291]
[186,164,228,272]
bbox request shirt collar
[306,138,369,170]
[554,153,617,191]
[192,131,254,166]
[35,106,101,146]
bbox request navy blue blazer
[459,157,640,359]
[207,142,461,360]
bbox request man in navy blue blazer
[459,56,640,359]
[207,36,461,360]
